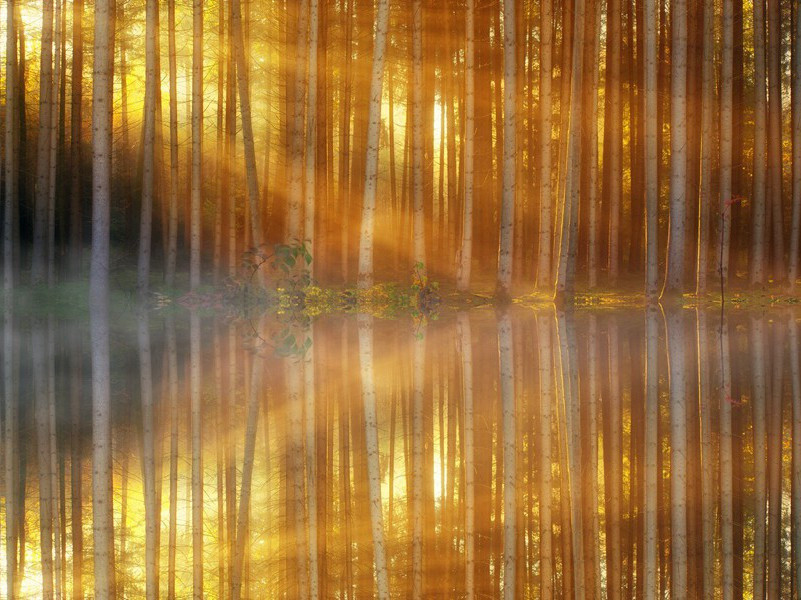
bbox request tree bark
[356,0,390,287]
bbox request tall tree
[138,0,159,295]
[554,0,586,302]
[31,0,55,284]
[767,0,784,281]
[89,0,115,591]
[355,0,390,287]
[719,0,734,285]
[165,0,179,287]
[190,0,203,290]
[537,0,553,288]
[751,0,768,285]
[603,0,623,284]
[497,0,517,296]
[663,0,688,294]
[457,0,475,291]
[695,0,714,294]
[410,0,426,281]
[790,2,801,288]
[4,0,17,292]
[68,0,83,276]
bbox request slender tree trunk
[357,315,390,598]
[751,0,768,284]
[190,311,203,598]
[644,0,659,299]
[31,0,55,284]
[46,0,62,285]
[457,0,475,291]
[554,0,586,302]
[137,0,159,295]
[165,0,179,287]
[767,0,784,281]
[4,0,17,291]
[356,0,390,287]
[664,0,688,294]
[497,0,516,296]
[604,0,623,284]
[190,0,203,289]
[90,0,115,591]
[537,0,553,288]
[643,307,659,598]
[410,0,426,279]
[231,0,264,253]
[666,310,688,596]
[304,0,319,272]
[790,8,801,287]
[68,0,82,276]
[719,0,733,284]
[232,353,262,600]
[751,316,768,599]
[536,314,553,598]
[696,0,714,294]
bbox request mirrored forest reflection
[2,307,801,598]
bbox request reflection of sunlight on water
[3,308,801,597]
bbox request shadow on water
[2,303,801,598]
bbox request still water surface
[2,306,801,598]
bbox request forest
[1,0,800,301]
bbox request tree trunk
[537,0,553,288]
[695,0,714,294]
[90,0,115,590]
[497,0,516,295]
[767,0,784,281]
[137,0,159,295]
[719,0,733,284]
[604,0,623,284]
[356,0,390,287]
[190,0,203,289]
[554,0,586,301]
[357,315,390,598]
[790,6,801,287]
[457,0,475,291]
[664,0,688,293]
[4,0,17,291]
[165,0,179,287]
[190,311,203,598]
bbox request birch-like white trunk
[497,0,516,294]
[644,0,658,299]
[287,357,310,599]
[666,310,688,596]
[696,310,714,598]
[356,0,390,287]
[138,308,159,600]
[498,313,516,597]
[457,313,475,598]
[643,307,659,599]
[457,0,475,291]
[137,0,158,295]
[358,314,390,599]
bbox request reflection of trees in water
[3,309,801,598]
